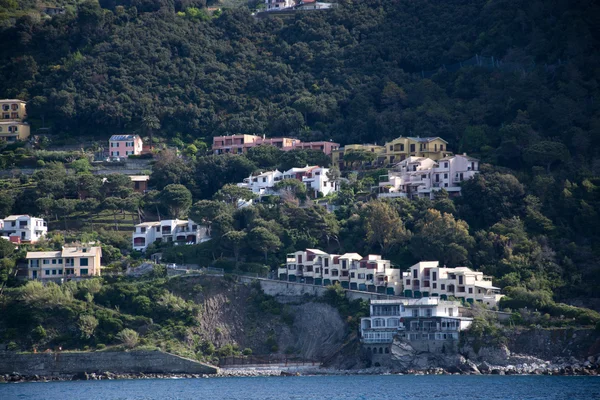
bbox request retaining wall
[0,350,218,376]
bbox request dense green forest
[1,0,599,312]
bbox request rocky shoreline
[2,358,600,383]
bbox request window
[45,270,50,275]
[412,310,418,317]
[80,258,89,267]
[432,271,437,281]
[468,288,473,294]
[413,269,418,278]
[426,309,432,317]
[458,276,463,285]
[350,272,355,278]
[58,259,63,264]
[43,259,50,264]
[58,269,63,275]
[1,105,8,111]
[441,284,445,290]
[11,104,17,111]
[324,269,329,274]
[52,269,57,275]
[432,283,437,289]
[444,173,448,179]
[406,279,410,285]
[358,273,365,279]
[52,259,57,264]
[80,268,89,275]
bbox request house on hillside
[132,219,210,252]
[26,245,102,281]
[0,99,30,142]
[212,134,339,156]
[376,154,479,199]
[130,175,150,193]
[109,134,143,158]
[0,215,47,244]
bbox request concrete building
[300,166,338,197]
[26,245,102,281]
[295,0,335,10]
[278,249,401,295]
[360,297,472,344]
[0,99,29,142]
[265,0,296,11]
[238,170,284,195]
[211,134,339,156]
[382,136,451,165]
[0,215,47,244]
[404,261,503,307]
[132,219,210,252]
[376,154,480,199]
[109,134,143,158]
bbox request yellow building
[0,121,30,142]
[382,136,451,166]
[332,144,386,168]
[26,245,103,281]
[0,99,27,121]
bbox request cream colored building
[0,99,29,142]
[382,136,451,166]
[404,261,503,307]
[0,99,27,120]
[26,245,103,281]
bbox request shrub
[7,341,18,351]
[78,315,99,339]
[96,343,106,350]
[32,325,47,342]
[116,328,139,349]
[242,348,252,356]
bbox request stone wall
[0,350,218,376]
[238,277,405,303]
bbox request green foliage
[116,328,139,348]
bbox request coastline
[2,361,599,383]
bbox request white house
[0,215,47,244]
[360,297,472,344]
[132,219,210,252]
[377,154,479,199]
[265,0,295,11]
[404,261,503,307]
[237,170,284,195]
[278,249,401,295]
[300,166,338,197]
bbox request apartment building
[0,99,30,142]
[26,245,102,281]
[109,134,143,158]
[382,136,451,165]
[211,134,339,156]
[0,215,47,244]
[377,154,480,199]
[265,0,296,11]
[360,297,472,344]
[278,249,401,295]
[132,219,210,252]
[404,261,503,307]
[237,166,337,198]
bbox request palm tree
[141,115,161,151]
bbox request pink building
[109,134,143,158]
[212,134,339,155]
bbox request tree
[222,230,247,266]
[410,209,474,267]
[0,192,15,218]
[78,315,99,339]
[116,328,139,348]
[53,198,77,230]
[343,150,376,170]
[247,227,281,263]
[142,114,160,150]
[150,149,194,190]
[524,141,570,172]
[360,200,409,254]
[189,200,231,228]
[274,178,307,200]
[160,184,192,218]
[70,158,92,174]
[213,184,257,208]
[245,145,282,169]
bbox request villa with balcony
[132,219,210,252]
[403,261,503,307]
[360,297,472,344]
[376,154,480,200]
[26,245,102,281]
[0,215,47,244]
[278,249,401,295]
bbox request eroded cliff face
[169,276,348,359]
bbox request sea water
[1,374,599,400]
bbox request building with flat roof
[109,134,143,158]
[132,219,210,252]
[212,134,339,156]
[26,245,102,281]
[0,215,47,244]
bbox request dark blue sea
[1,375,599,400]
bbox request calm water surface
[1,375,599,400]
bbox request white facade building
[0,215,47,244]
[237,165,338,199]
[265,0,295,11]
[404,261,504,307]
[360,297,472,343]
[278,249,401,295]
[377,154,479,199]
[237,170,284,195]
[132,219,210,252]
